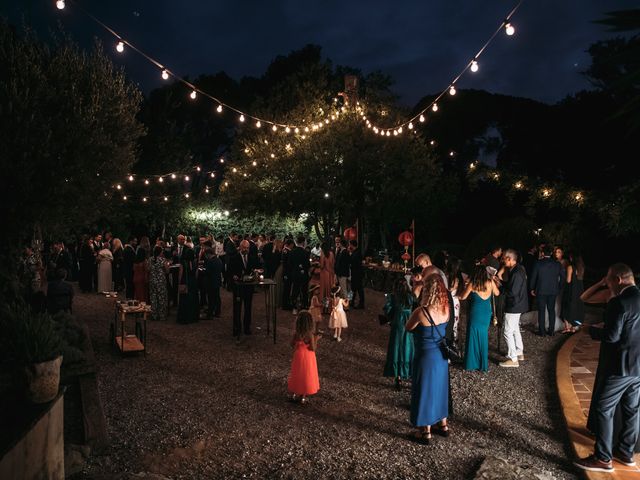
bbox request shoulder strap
[421,306,446,341]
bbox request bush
[0,304,63,365]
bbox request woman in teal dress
[405,274,451,444]
[459,265,500,372]
[383,279,416,389]
[177,246,199,324]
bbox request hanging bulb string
[366,0,524,134]
[62,0,328,131]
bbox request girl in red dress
[287,311,320,404]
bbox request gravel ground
[72,287,583,480]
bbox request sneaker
[574,455,614,472]
[613,449,636,467]
[499,359,519,368]
[517,354,525,361]
[337,337,342,342]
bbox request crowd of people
[23,233,640,462]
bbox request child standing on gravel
[308,284,323,333]
[288,311,320,405]
[329,286,348,342]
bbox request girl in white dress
[328,286,348,342]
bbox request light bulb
[386,131,390,137]
[324,193,330,198]
[196,166,201,172]
[449,151,455,157]
[294,128,299,134]
[216,104,223,113]
[239,114,245,122]
[116,41,124,53]
[158,177,164,183]
[205,188,210,193]
[220,158,225,163]
[128,175,134,181]
[210,172,215,178]
[285,126,291,133]
[116,184,122,190]
[469,162,476,170]
[470,60,479,73]
[398,127,403,133]
[185,193,189,198]
[164,196,168,201]
[56,0,65,10]
[449,86,457,96]
[232,167,237,173]
[224,210,230,216]
[243,173,247,177]
[505,22,515,36]
[185,175,190,181]
[270,153,275,158]
[408,122,413,130]
[430,140,435,145]
[419,114,425,123]
[190,90,197,100]
[304,127,309,132]
[142,197,147,202]
[161,69,169,80]
[224,182,229,187]
[432,103,439,112]
[144,179,149,185]
[252,161,257,166]
[171,173,177,179]
[123,195,127,200]
[256,121,261,128]
[272,125,277,132]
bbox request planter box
[0,390,65,479]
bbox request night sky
[4,0,638,105]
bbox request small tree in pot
[1,304,63,403]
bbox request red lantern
[398,231,414,247]
[343,227,357,241]
[401,252,412,262]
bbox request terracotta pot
[24,355,62,404]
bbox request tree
[0,22,144,300]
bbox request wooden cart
[110,302,150,356]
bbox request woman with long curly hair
[405,274,451,444]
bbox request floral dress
[149,256,168,321]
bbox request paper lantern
[344,227,357,241]
[398,231,414,247]
[401,252,412,262]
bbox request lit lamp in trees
[398,231,414,271]
[343,227,357,242]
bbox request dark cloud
[4,0,638,105]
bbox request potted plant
[0,303,63,403]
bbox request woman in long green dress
[177,246,199,324]
[459,265,500,372]
[383,278,416,389]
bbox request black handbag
[422,307,462,362]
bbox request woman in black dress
[78,236,95,293]
[561,251,586,333]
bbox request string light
[219,158,225,163]
[185,193,190,199]
[432,103,439,112]
[449,86,457,96]
[205,188,210,193]
[171,173,177,179]
[123,195,127,200]
[184,175,190,181]
[164,196,168,202]
[116,184,122,190]
[239,114,245,122]
[144,179,150,185]
[189,90,198,100]
[419,114,425,123]
[116,41,124,53]
[142,197,147,202]
[505,22,515,36]
[514,181,523,190]
[430,140,436,146]
[232,167,237,173]
[272,125,277,132]
[196,166,201,172]
[252,161,257,166]
[158,177,164,183]
[256,121,261,128]
[574,192,583,202]
[324,193,330,198]
[161,69,169,80]
[470,60,479,73]
[128,175,134,181]
[56,0,65,10]
[216,104,223,113]
[210,172,215,178]
[542,188,551,198]
[285,126,291,133]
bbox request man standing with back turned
[575,263,640,473]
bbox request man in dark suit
[349,240,364,309]
[204,247,223,319]
[262,235,275,278]
[530,245,565,336]
[575,263,640,473]
[222,232,239,290]
[228,240,260,341]
[287,235,310,314]
[281,239,294,309]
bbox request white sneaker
[517,354,525,361]
[337,337,342,342]
[499,359,519,368]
